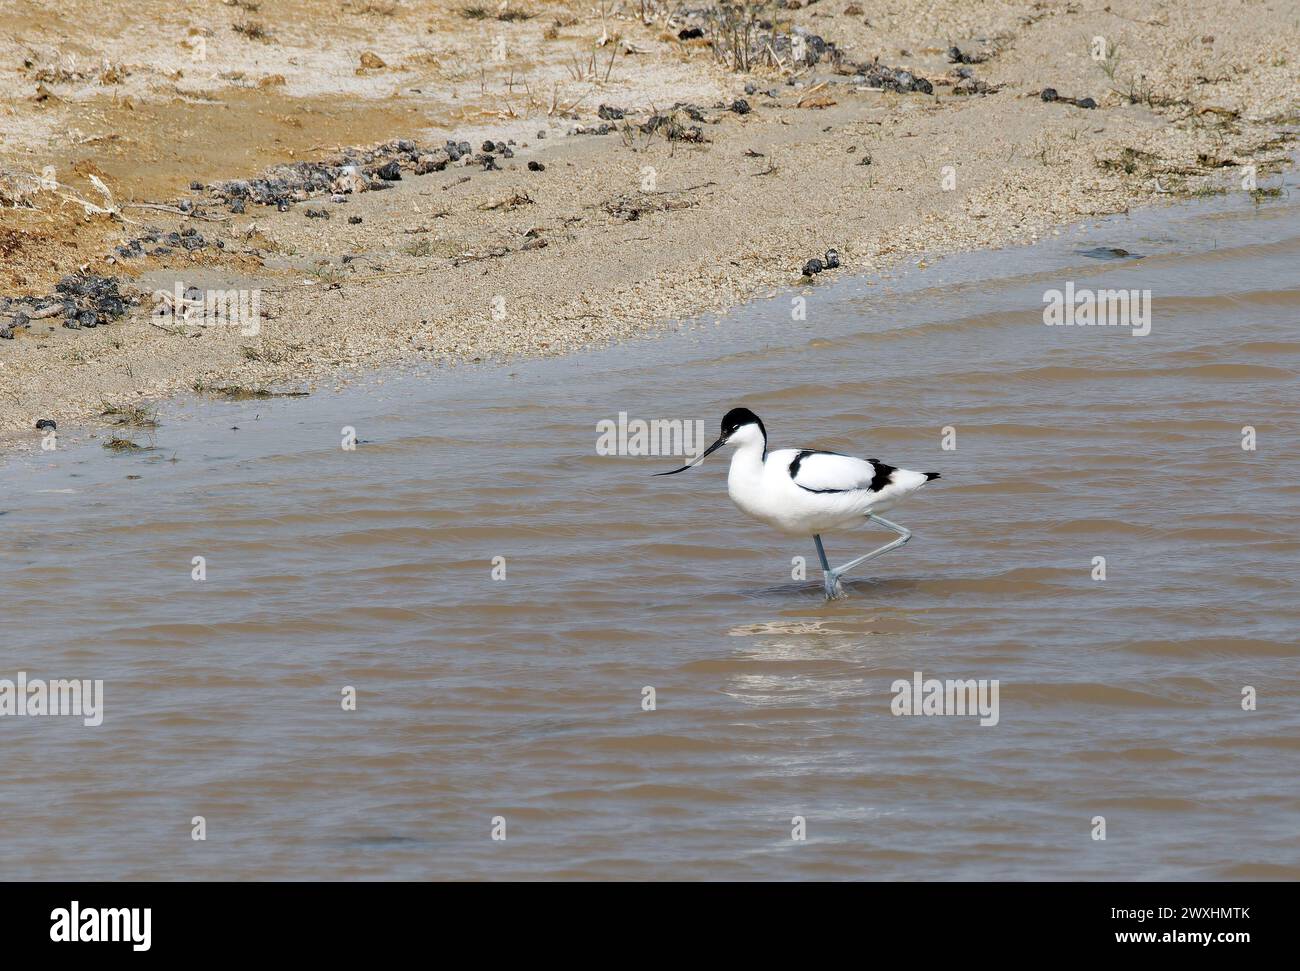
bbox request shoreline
[1,0,1296,435]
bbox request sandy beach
[1,0,1295,433]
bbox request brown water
[3,184,1298,880]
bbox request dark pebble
[78,310,98,328]
[1076,96,1097,109]
[190,181,204,190]
[597,104,626,120]
[824,248,840,269]
[730,98,751,115]
[305,208,330,219]
[348,216,362,224]
[1041,88,1058,102]
[374,161,402,181]
[802,258,825,277]
[36,419,57,431]
[229,199,246,214]
[528,161,545,172]
[678,27,704,40]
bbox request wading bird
[656,408,940,599]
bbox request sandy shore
[1,0,1295,435]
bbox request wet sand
[3,186,1297,879]
[1,0,1297,434]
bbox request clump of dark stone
[210,138,472,214]
[947,45,990,65]
[730,98,751,115]
[671,5,840,69]
[769,27,836,68]
[802,249,841,277]
[528,161,545,172]
[113,225,209,259]
[854,58,933,94]
[348,216,362,224]
[597,104,626,120]
[570,122,619,136]
[35,419,57,431]
[5,273,134,332]
[640,104,710,142]
[305,208,330,219]
[475,153,500,171]
[1041,88,1097,109]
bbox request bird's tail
[924,472,941,481]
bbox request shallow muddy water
[3,183,1298,880]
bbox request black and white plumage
[656,408,941,598]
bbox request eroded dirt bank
[1,0,1295,433]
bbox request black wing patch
[869,462,897,492]
[787,449,814,480]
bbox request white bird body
[656,407,940,598]
[723,423,935,536]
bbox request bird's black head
[653,407,765,476]
[721,407,765,442]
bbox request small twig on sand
[149,319,201,337]
[125,203,232,222]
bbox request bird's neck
[728,436,767,478]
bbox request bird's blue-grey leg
[812,534,837,599]
[824,515,912,598]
